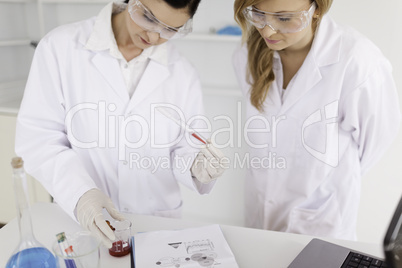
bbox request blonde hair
[234,0,333,112]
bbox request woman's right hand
[76,188,126,248]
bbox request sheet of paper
[133,224,239,268]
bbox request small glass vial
[107,219,132,257]
[6,157,56,268]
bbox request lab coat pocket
[287,193,341,237]
[153,201,183,218]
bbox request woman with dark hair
[16,0,226,248]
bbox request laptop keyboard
[341,252,387,268]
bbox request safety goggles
[243,2,316,33]
[128,0,193,40]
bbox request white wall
[0,115,51,223]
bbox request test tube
[56,232,77,268]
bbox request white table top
[0,203,384,268]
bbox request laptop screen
[391,215,402,267]
[384,196,402,268]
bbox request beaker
[52,231,100,268]
[108,219,132,257]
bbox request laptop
[288,195,402,268]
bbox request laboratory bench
[0,202,384,268]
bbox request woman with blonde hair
[233,0,400,239]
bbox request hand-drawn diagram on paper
[134,225,239,268]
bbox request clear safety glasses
[243,2,316,33]
[128,0,193,40]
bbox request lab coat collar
[84,2,122,52]
[90,48,170,106]
[269,15,342,114]
[127,60,170,110]
[91,52,128,103]
[311,15,342,68]
[126,43,182,110]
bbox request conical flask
[6,157,56,268]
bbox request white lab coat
[233,16,401,239]
[15,16,213,221]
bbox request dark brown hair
[124,0,201,17]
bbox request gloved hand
[190,140,228,184]
[76,188,126,248]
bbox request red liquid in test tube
[192,133,206,144]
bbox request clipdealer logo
[301,100,339,167]
[64,101,340,169]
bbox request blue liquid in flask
[6,247,57,268]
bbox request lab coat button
[123,161,128,165]
[123,208,129,212]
